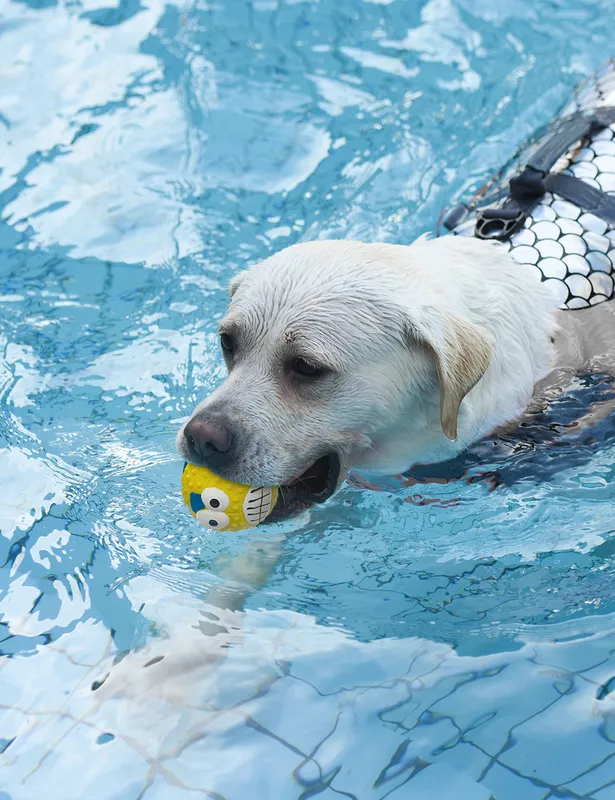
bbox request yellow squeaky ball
[181,463,279,532]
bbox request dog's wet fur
[178,237,615,518]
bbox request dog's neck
[354,242,559,474]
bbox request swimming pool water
[2,0,615,797]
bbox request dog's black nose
[183,414,232,464]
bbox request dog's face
[177,240,492,519]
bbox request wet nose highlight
[183,415,231,461]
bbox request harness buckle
[475,207,527,241]
[441,203,469,231]
[509,165,547,203]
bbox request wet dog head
[177,240,493,519]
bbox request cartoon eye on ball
[201,487,230,511]
[181,463,279,531]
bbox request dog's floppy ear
[405,306,493,441]
[229,272,246,299]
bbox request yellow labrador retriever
[177,235,615,520]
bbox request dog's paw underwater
[182,463,278,531]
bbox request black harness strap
[544,173,615,224]
[525,107,615,175]
[470,107,615,241]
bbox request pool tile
[242,674,344,755]
[431,741,491,782]
[325,699,462,797]
[498,679,615,785]
[532,632,615,674]
[0,714,77,788]
[565,753,615,796]
[141,775,213,799]
[287,634,451,695]
[312,706,415,797]
[164,713,304,799]
[431,659,564,755]
[0,646,93,717]
[14,722,149,800]
[386,763,495,799]
[480,761,548,800]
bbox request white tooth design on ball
[531,205,557,222]
[563,254,591,275]
[558,218,584,235]
[560,233,587,255]
[243,486,275,525]
[584,231,611,252]
[591,140,615,156]
[587,250,613,272]
[512,228,536,246]
[531,220,560,239]
[565,273,592,299]
[542,278,570,306]
[567,297,590,309]
[551,199,581,219]
[538,257,567,279]
[536,239,564,259]
[597,173,615,192]
[511,245,539,265]
[589,271,614,296]
[578,213,608,235]
[594,155,615,172]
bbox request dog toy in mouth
[181,463,279,531]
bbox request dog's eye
[291,358,324,378]
[220,332,234,353]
